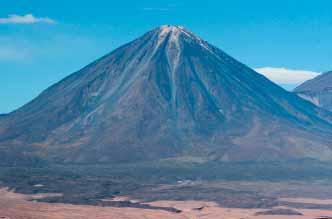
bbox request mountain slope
[1,25,332,165]
[295,71,332,112]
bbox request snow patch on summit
[157,25,182,47]
[160,25,216,56]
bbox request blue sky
[1,0,332,113]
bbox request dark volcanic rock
[1,25,332,165]
[295,71,332,112]
[255,208,303,216]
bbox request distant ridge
[295,71,332,112]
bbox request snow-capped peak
[158,25,182,42]
[159,25,185,32]
[158,25,191,40]
[156,25,215,55]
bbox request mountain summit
[1,25,332,165]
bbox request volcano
[1,25,332,165]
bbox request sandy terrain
[1,188,332,219]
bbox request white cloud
[142,8,170,11]
[254,67,320,85]
[0,36,32,61]
[0,14,55,24]
[0,47,26,60]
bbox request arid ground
[2,187,332,219]
[2,163,332,219]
